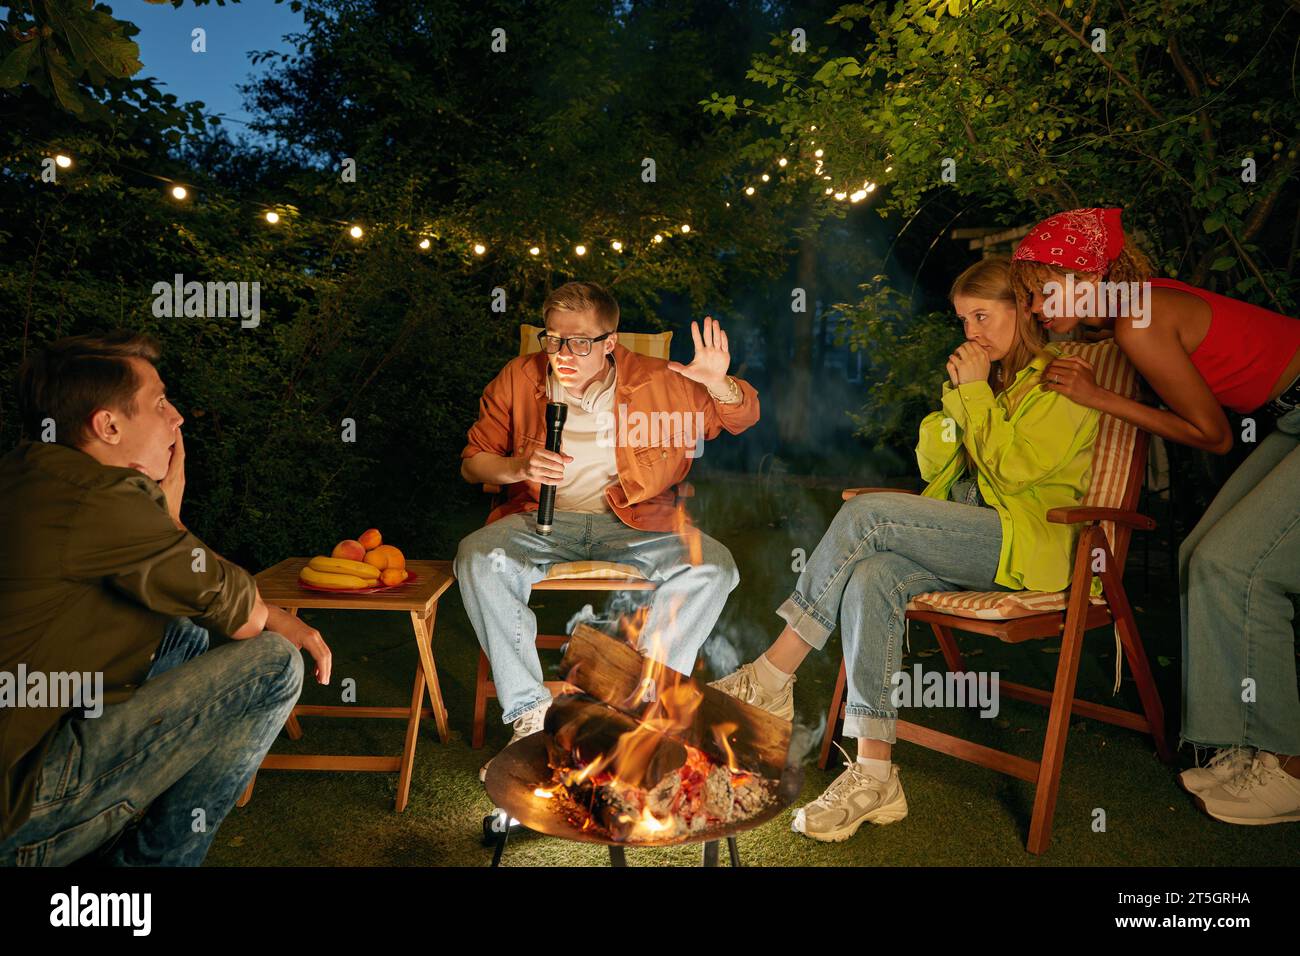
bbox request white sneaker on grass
[709,662,795,722]
[791,762,909,842]
[479,701,550,784]
[1195,753,1300,825]
[1179,746,1254,794]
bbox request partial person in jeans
[456,281,759,781]
[1009,207,1300,825]
[0,332,333,866]
[712,258,1100,842]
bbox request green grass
[203,477,1300,867]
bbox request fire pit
[483,624,803,867]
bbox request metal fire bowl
[484,732,804,847]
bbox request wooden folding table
[236,558,455,812]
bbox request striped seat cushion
[520,323,673,360]
[910,341,1138,621]
[543,561,648,582]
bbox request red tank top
[1150,278,1300,413]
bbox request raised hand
[667,316,730,392]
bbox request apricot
[380,568,408,587]
[359,528,383,550]
[332,539,366,561]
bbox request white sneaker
[1179,746,1254,794]
[1195,753,1300,825]
[791,762,908,842]
[480,701,550,784]
[709,662,795,722]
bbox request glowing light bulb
[885,165,893,173]
[265,211,280,224]
[834,191,847,200]
[744,186,755,195]
[761,173,770,182]
[652,234,663,243]
[529,245,540,255]
[866,183,877,192]
[680,224,690,233]
[850,190,867,203]
[810,125,817,131]
[824,187,833,194]
[54,154,72,169]
[814,148,824,158]
[419,237,431,250]
[170,185,188,200]
[575,244,587,256]
[611,240,623,251]
[473,243,486,255]
[778,157,788,167]
[349,225,363,239]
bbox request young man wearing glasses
[457,281,760,779]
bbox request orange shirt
[461,344,760,531]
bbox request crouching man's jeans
[775,492,1008,743]
[1179,406,1300,755]
[0,618,303,867]
[455,510,739,724]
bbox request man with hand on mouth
[0,331,332,866]
[457,281,760,781]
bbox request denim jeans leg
[1182,412,1300,754]
[146,617,211,679]
[455,512,588,723]
[588,513,739,676]
[776,492,1007,650]
[1,630,303,867]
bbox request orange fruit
[380,568,408,587]
[358,528,383,550]
[332,539,365,561]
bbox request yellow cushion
[912,341,1139,622]
[519,324,672,360]
[544,561,647,582]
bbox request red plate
[297,571,419,595]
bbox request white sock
[856,756,892,781]
[753,653,793,693]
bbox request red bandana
[1012,207,1126,274]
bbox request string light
[652,233,663,243]
[611,240,623,251]
[813,149,824,158]
[265,211,280,224]
[761,173,770,182]
[54,154,72,168]
[574,244,587,256]
[680,224,690,233]
[170,185,188,200]
[777,157,788,167]
[528,245,540,255]
[834,191,847,201]
[349,224,363,239]
[473,243,486,255]
[418,237,431,250]
[849,189,867,202]
[744,186,755,195]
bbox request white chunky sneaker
[480,701,550,784]
[1179,746,1254,794]
[709,662,795,722]
[1195,753,1300,825]
[791,762,909,842]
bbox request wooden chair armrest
[841,487,920,501]
[1046,506,1155,530]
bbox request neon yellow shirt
[915,347,1101,594]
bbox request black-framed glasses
[537,330,613,356]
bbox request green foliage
[710,0,1300,449]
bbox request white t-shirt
[549,362,620,514]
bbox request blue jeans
[455,510,739,723]
[1179,407,1300,754]
[776,493,1008,743]
[0,618,303,867]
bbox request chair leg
[1103,565,1174,764]
[818,660,847,770]
[932,623,965,672]
[1026,539,1095,855]
[472,650,491,750]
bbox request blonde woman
[713,257,1101,842]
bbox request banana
[299,566,374,589]
[307,556,380,580]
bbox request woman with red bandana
[1008,207,1300,827]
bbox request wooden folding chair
[470,324,692,748]
[818,340,1174,854]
